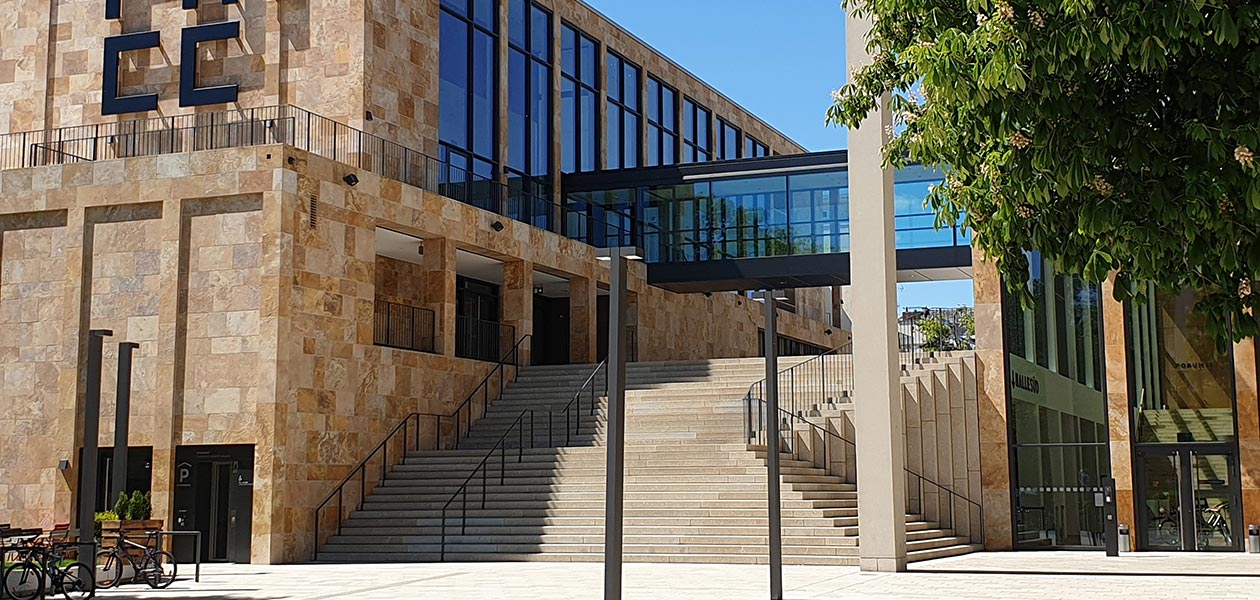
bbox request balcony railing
[0,105,633,251]
[456,316,515,363]
[373,300,436,354]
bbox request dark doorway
[457,276,506,361]
[172,445,254,563]
[533,293,570,365]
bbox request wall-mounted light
[343,173,359,187]
[287,156,296,165]
[58,459,70,471]
[824,329,833,335]
[365,111,375,121]
[703,292,713,298]
[490,221,505,232]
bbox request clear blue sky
[583,0,975,309]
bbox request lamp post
[110,342,139,507]
[596,245,642,600]
[760,289,787,600]
[79,329,113,561]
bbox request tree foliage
[828,0,1260,346]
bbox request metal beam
[79,329,113,560]
[110,342,139,506]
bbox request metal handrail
[449,334,533,448]
[312,335,531,560]
[439,360,607,560]
[905,468,985,545]
[746,342,854,419]
[744,395,856,480]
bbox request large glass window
[561,24,599,174]
[717,118,741,160]
[745,135,769,158]
[682,99,711,163]
[439,0,498,181]
[1005,251,1109,549]
[646,77,678,167]
[606,53,641,169]
[508,0,552,182]
[1128,286,1237,444]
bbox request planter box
[100,519,165,563]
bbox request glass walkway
[563,151,972,292]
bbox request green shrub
[113,492,131,519]
[128,491,152,521]
[919,316,953,351]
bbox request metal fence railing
[455,316,515,363]
[373,300,436,354]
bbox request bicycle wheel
[1155,519,1180,547]
[2,561,46,600]
[94,549,123,588]
[141,550,178,589]
[55,562,95,600]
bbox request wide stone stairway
[316,358,978,564]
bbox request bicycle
[1196,501,1232,547]
[95,530,178,589]
[2,536,94,600]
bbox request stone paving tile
[94,553,1260,600]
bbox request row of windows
[441,1,777,189]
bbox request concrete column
[570,275,598,364]
[421,237,458,357]
[503,260,535,365]
[847,8,908,572]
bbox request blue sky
[582,0,974,309]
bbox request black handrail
[439,360,606,560]
[744,395,856,480]
[449,334,532,448]
[312,334,531,560]
[745,342,854,419]
[905,468,985,545]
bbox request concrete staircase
[316,358,979,564]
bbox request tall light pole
[597,245,641,600]
[761,290,784,600]
[79,329,113,561]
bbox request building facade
[0,0,841,563]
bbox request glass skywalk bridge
[563,150,972,293]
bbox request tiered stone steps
[317,358,979,564]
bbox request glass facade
[439,0,498,186]
[1005,251,1110,549]
[1128,285,1241,551]
[508,0,552,185]
[682,99,712,163]
[717,118,741,160]
[646,77,678,167]
[745,136,769,159]
[606,53,641,169]
[566,164,966,264]
[560,24,599,174]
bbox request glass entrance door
[1136,447,1241,551]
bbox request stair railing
[438,360,607,560]
[311,334,530,560]
[747,342,854,420]
[905,469,985,545]
[744,396,856,482]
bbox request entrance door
[1136,447,1241,551]
[173,445,254,563]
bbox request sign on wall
[102,0,241,115]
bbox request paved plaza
[93,552,1260,600]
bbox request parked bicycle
[1148,501,1232,548]
[95,530,177,589]
[1,536,94,600]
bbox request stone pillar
[847,8,907,573]
[420,237,458,357]
[1101,276,1136,542]
[1234,338,1260,529]
[503,260,534,365]
[570,275,598,364]
[972,247,1014,549]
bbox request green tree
[918,315,955,351]
[828,0,1260,347]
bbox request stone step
[314,551,860,566]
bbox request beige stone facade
[0,145,835,562]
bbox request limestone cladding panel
[0,144,836,561]
[971,245,1013,550]
[374,255,426,307]
[0,216,73,528]
[179,206,264,446]
[364,0,440,154]
[86,208,163,448]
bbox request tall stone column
[503,260,534,365]
[847,7,908,572]
[1101,277,1136,543]
[1233,338,1260,529]
[420,237,458,357]
[570,275,598,364]
[973,248,1014,549]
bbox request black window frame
[507,0,554,185]
[560,22,601,174]
[606,51,642,170]
[439,0,500,181]
[646,76,679,167]
[717,117,741,160]
[744,134,769,158]
[682,98,712,164]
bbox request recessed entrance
[1135,446,1240,551]
[172,445,254,563]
